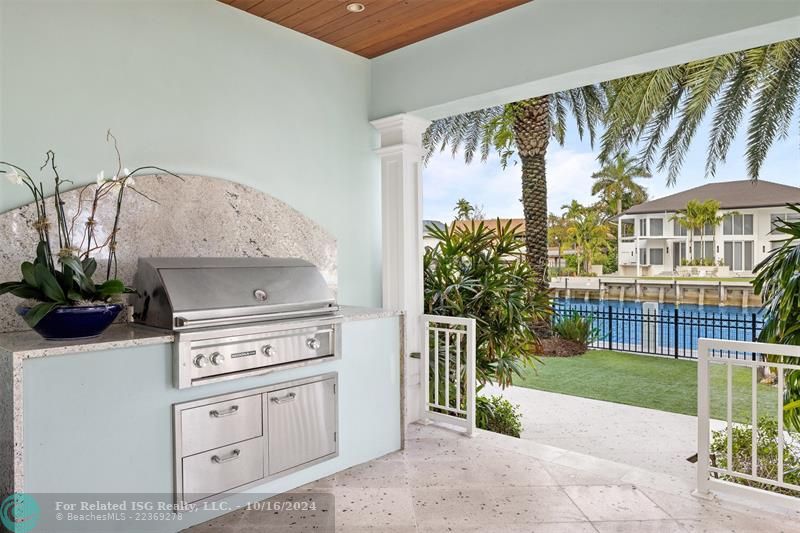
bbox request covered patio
[1,1,799,532]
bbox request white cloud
[545,148,598,213]
[423,145,601,222]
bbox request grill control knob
[306,338,321,350]
[210,352,225,366]
[193,354,208,368]
[261,345,275,357]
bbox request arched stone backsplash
[0,175,337,333]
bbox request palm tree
[671,199,722,263]
[564,205,611,275]
[672,200,705,262]
[601,38,800,182]
[561,199,586,220]
[454,198,475,220]
[424,89,606,291]
[590,151,650,217]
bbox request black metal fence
[554,303,765,360]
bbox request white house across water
[617,180,800,277]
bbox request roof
[622,180,800,215]
[422,220,446,235]
[451,218,525,233]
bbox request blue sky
[422,116,799,223]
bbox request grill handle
[175,307,340,329]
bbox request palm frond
[745,43,800,180]
[423,107,504,164]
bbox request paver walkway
[485,385,705,478]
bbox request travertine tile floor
[188,423,799,532]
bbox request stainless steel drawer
[182,437,264,503]
[180,394,262,456]
[266,379,336,475]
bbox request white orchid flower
[4,167,23,185]
[124,175,135,188]
[116,167,130,180]
[96,170,106,185]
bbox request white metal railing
[421,314,476,436]
[697,338,800,508]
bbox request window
[649,248,664,265]
[649,218,663,237]
[724,240,754,271]
[693,241,714,261]
[703,222,715,236]
[620,219,635,238]
[743,214,753,235]
[639,218,647,237]
[639,248,647,265]
[673,219,687,236]
[771,212,800,233]
[723,214,754,235]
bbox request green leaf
[81,257,98,279]
[784,399,800,412]
[35,241,49,266]
[34,263,66,303]
[67,290,83,302]
[96,279,125,297]
[10,285,45,300]
[22,302,60,327]
[21,262,38,287]
[0,282,24,297]
[59,255,95,294]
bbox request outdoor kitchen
[0,172,403,531]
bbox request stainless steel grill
[132,257,341,388]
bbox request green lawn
[514,350,777,422]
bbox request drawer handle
[209,405,239,418]
[211,449,241,464]
[270,392,297,404]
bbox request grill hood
[132,257,337,331]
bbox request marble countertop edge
[0,306,402,360]
[0,324,175,360]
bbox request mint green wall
[0,0,380,306]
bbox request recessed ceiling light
[346,3,365,13]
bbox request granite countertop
[0,306,402,360]
[0,324,175,360]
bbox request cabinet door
[180,394,262,456]
[266,379,336,475]
[182,437,264,503]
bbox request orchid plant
[0,131,180,326]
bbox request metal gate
[421,315,476,435]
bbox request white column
[371,113,431,426]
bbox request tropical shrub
[476,395,522,438]
[424,219,551,389]
[753,204,800,432]
[553,312,599,348]
[710,417,800,496]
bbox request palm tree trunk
[513,96,550,293]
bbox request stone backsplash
[0,175,337,333]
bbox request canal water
[554,298,764,356]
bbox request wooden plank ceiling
[220,0,531,58]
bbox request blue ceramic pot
[16,304,123,340]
